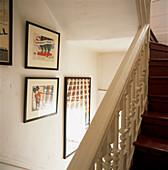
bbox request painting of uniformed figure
[24,77,59,123]
[32,85,54,111]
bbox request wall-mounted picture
[0,0,12,65]
[24,77,59,123]
[25,21,60,70]
[64,77,91,158]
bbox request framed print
[0,0,12,65]
[63,77,91,158]
[24,77,59,123]
[25,21,60,70]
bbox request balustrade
[68,0,150,169]
[91,36,149,170]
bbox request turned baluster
[132,70,137,142]
[89,164,95,170]
[136,57,142,129]
[137,57,141,97]
[102,130,113,170]
[112,110,120,170]
[145,41,149,98]
[138,47,144,122]
[127,78,134,158]
[129,74,136,159]
[119,93,128,170]
[102,137,108,169]
[125,84,131,168]
[139,48,145,115]
[134,64,141,139]
[95,149,103,170]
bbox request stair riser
[149,84,168,95]
[149,60,168,66]
[148,101,168,112]
[150,42,168,52]
[142,116,168,126]
[133,150,168,170]
[149,66,168,76]
[141,123,168,139]
[149,78,168,84]
[149,96,168,102]
[150,50,168,59]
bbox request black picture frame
[24,77,59,123]
[25,21,60,70]
[63,77,91,159]
[0,0,12,65]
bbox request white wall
[97,52,126,106]
[0,164,22,170]
[0,0,98,170]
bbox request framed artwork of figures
[0,0,12,65]
[25,21,60,70]
[24,77,59,123]
[63,77,91,158]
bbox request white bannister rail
[67,0,150,170]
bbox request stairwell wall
[97,51,127,106]
[0,0,98,170]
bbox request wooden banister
[67,0,151,169]
[68,25,149,170]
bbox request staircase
[132,42,168,170]
[67,1,151,169]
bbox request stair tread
[149,76,168,79]
[134,135,168,153]
[150,42,168,52]
[150,41,168,48]
[149,94,168,98]
[143,111,168,121]
[150,58,168,61]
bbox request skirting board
[0,155,45,170]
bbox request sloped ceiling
[43,0,138,52]
[151,0,168,45]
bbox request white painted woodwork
[67,0,150,169]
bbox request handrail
[68,24,149,170]
[68,0,150,169]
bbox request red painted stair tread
[142,111,168,121]
[134,135,168,154]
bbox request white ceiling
[151,0,168,45]
[67,37,134,53]
[43,0,138,52]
